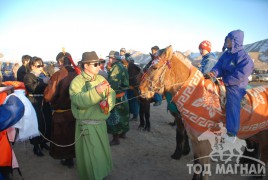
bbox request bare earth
[13,99,267,180]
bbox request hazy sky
[0,0,267,62]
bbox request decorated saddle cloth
[173,69,268,139]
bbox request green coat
[69,71,115,180]
[107,61,130,134]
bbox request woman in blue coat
[207,30,254,143]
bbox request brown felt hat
[81,51,101,63]
[106,50,121,60]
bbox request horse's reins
[142,59,193,94]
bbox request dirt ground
[12,99,267,180]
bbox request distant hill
[244,39,268,53]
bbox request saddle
[210,77,247,110]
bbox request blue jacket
[1,63,13,77]
[198,52,217,74]
[211,30,254,88]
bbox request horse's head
[139,45,192,99]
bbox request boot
[33,144,44,157]
[40,142,50,150]
[119,132,126,139]
[110,134,120,146]
[61,158,74,168]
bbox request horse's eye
[153,66,158,70]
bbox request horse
[123,59,154,131]
[126,58,190,159]
[139,45,268,179]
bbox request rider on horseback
[205,30,254,143]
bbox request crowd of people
[0,29,254,180]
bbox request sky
[0,0,268,62]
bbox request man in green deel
[69,51,116,180]
[107,50,130,145]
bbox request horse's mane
[128,61,142,86]
[128,61,141,73]
[173,51,192,69]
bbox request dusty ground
[12,99,267,180]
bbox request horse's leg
[240,139,259,164]
[171,112,190,160]
[144,100,151,132]
[254,131,268,178]
[191,138,211,180]
[182,126,190,155]
[138,99,145,129]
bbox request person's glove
[204,72,215,79]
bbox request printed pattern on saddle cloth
[172,69,268,139]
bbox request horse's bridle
[142,58,193,94]
[142,60,168,93]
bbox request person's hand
[95,81,110,94]
[43,77,50,84]
[204,72,215,79]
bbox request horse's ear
[164,45,173,60]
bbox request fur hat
[151,46,159,51]
[107,51,121,60]
[81,51,101,63]
[56,52,71,61]
[199,40,211,52]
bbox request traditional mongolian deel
[69,71,116,180]
[173,68,268,139]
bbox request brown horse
[126,58,190,159]
[139,45,268,179]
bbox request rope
[39,129,85,148]
[38,90,152,147]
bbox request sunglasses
[89,62,101,67]
[35,64,44,68]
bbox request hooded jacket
[211,30,254,88]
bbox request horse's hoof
[138,124,144,130]
[182,147,190,155]
[171,153,182,160]
[143,126,151,132]
[168,122,176,126]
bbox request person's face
[57,57,64,69]
[84,62,101,76]
[199,48,208,56]
[151,49,158,55]
[24,59,30,65]
[227,38,232,49]
[120,51,125,56]
[109,57,115,64]
[31,61,44,74]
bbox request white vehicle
[248,75,253,82]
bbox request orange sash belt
[116,92,125,98]
[54,109,71,113]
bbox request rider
[205,30,254,143]
[198,40,217,74]
[150,46,163,106]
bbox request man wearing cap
[198,40,217,74]
[120,48,126,57]
[120,48,129,68]
[106,50,130,145]
[44,52,78,168]
[148,46,163,106]
[69,51,116,180]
